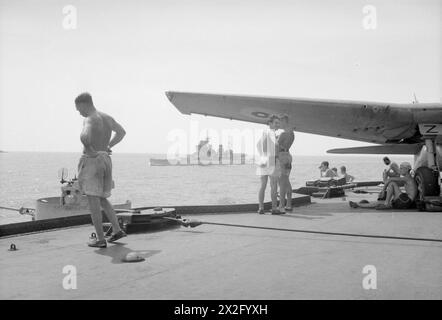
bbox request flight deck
[1,194,441,300]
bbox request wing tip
[165,91,192,115]
[165,91,174,102]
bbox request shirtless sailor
[277,115,295,213]
[75,92,127,248]
[383,156,400,182]
[349,162,417,210]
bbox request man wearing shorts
[349,162,417,210]
[256,115,281,214]
[75,92,127,248]
[277,115,295,213]
[377,162,417,209]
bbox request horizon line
[0,150,413,157]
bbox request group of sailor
[255,114,294,215]
[318,161,355,183]
[255,116,361,214]
[350,156,417,210]
[73,91,421,248]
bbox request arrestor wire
[0,206,21,212]
[168,217,442,243]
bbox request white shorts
[256,156,281,177]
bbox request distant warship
[149,137,247,166]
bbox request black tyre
[414,167,440,200]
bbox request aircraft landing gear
[415,167,440,208]
[415,128,442,211]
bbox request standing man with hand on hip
[75,92,127,248]
[277,115,295,213]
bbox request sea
[0,152,413,225]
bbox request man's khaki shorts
[78,151,114,198]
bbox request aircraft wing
[327,144,422,155]
[165,91,419,144]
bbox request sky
[0,0,440,155]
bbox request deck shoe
[88,239,107,248]
[271,209,284,215]
[349,201,359,208]
[108,230,127,243]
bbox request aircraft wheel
[414,167,440,201]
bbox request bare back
[278,130,294,151]
[80,111,115,154]
[403,175,418,200]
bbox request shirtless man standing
[75,92,127,248]
[277,115,295,213]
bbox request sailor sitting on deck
[256,115,282,215]
[340,166,355,183]
[319,161,337,178]
[382,156,400,183]
[349,162,417,210]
